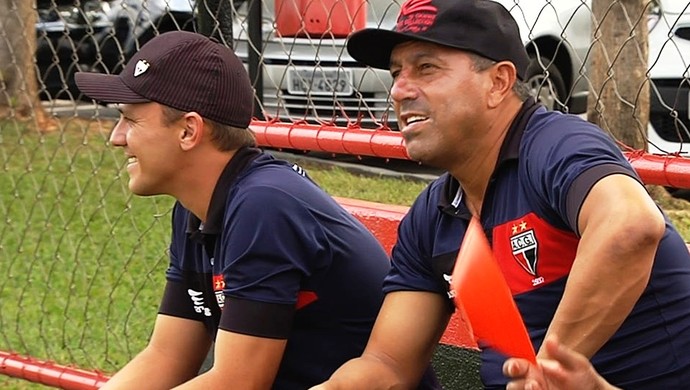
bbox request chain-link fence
[24,0,690,148]
[2,0,690,388]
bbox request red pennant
[450,217,536,363]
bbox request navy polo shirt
[158,148,394,389]
[386,100,690,388]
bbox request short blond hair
[161,106,256,151]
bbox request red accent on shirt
[296,291,318,310]
[213,274,225,291]
[493,213,578,295]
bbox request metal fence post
[195,0,234,48]
[247,0,264,120]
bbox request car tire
[525,56,567,111]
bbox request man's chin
[128,183,161,197]
[406,149,444,170]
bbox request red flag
[450,217,536,363]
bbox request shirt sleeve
[219,297,295,339]
[384,183,449,296]
[159,279,208,321]
[521,112,641,233]
[214,184,329,337]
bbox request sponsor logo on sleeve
[187,289,212,317]
[213,274,225,309]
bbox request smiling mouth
[127,156,138,165]
[404,115,429,127]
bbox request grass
[0,119,174,389]
[1,118,689,389]
[305,163,429,206]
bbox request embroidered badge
[510,221,539,277]
[134,59,150,77]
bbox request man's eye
[419,63,434,71]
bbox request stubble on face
[391,43,487,169]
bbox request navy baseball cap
[346,0,530,80]
[75,31,254,128]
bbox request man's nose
[109,120,126,147]
[390,73,417,104]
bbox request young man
[74,31,436,389]
[313,0,690,388]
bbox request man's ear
[179,112,205,151]
[487,61,518,108]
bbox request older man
[314,0,690,388]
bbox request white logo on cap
[134,60,150,77]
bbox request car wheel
[525,56,567,111]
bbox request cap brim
[349,28,461,70]
[74,72,149,104]
[347,29,417,70]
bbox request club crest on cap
[134,60,150,77]
[397,0,437,33]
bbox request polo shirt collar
[186,147,262,241]
[438,99,541,214]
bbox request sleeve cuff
[219,296,295,339]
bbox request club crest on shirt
[510,221,539,278]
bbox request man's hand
[503,336,619,390]
[503,351,547,390]
[101,314,212,390]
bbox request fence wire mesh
[2,0,690,388]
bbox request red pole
[252,121,409,159]
[625,151,690,189]
[251,122,690,189]
[0,351,109,390]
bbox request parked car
[645,0,690,155]
[36,0,112,100]
[498,0,690,156]
[84,0,196,76]
[36,0,196,100]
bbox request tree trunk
[0,1,56,131]
[587,0,650,150]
